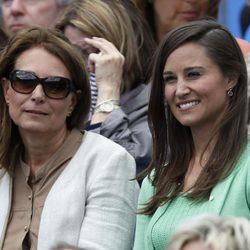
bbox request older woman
[0,27,139,250]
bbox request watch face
[101,102,114,112]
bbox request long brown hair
[141,19,248,214]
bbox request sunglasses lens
[10,71,37,94]
[9,70,74,99]
[44,77,71,99]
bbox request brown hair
[141,19,248,214]
[0,27,90,171]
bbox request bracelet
[96,99,120,107]
[94,99,120,113]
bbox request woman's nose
[31,84,46,102]
[175,80,191,97]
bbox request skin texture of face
[182,240,209,250]
[2,0,61,35]
[163,42,236,133]
[3,47,76,138]
[64,25,99,65]
[153,0,209,41]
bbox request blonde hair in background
[167,215,250,250]
[56,0,142,94]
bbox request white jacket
[0,131,139,250]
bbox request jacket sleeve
[78,147,140,250]
[133,176,154,250]
[0,170,11,248]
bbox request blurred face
[3,47,76,136]
[163,42,236,132]
[153,0,209,40]
[64,25,99,64]
[182,240,209,250]
[2,0,61,35]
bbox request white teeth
[179,101,199,110]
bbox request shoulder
[0,168,9,181]
[82,131,132,155]
[0,168,6,179]
[234,138,250,173]
[72,131,136,176]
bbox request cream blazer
[0,131,139,250]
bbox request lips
[177,100,200,110]
[10,23,26,33]
[25,110,48,116]
[179,11,199,21]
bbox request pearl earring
[67,109,73,117]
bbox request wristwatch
[94,100,120,113]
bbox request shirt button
[28,195,32,200]
[209,195,214,201]
[24,226,28,232]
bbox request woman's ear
[75,90,82,100]
[68,90,82,116]
[227,74,238,90]
[2,78,10,105]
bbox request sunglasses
[8,70,76,100]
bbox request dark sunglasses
[9,70,76,99]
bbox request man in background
[1,0,70,35]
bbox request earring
[227,88,233,97]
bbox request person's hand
[84,37,125,102]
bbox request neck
[183,128,217,191]
[191,127,217,160]
[20,128,69,175]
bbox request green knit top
[133,140,250,250]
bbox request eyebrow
[163,66,204,76]
[184,66,204,72]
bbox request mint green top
[133,140,250,250]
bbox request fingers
[84,37,118,54]
[86,38,125,73]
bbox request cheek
[154,1,175,20]
[8,90,24,108]
[164,86,174,103]
[199,6,209,17]
[53,104,68,117]
[8,97,23,122]
[52,100,72,118]
[30,4,59,22]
